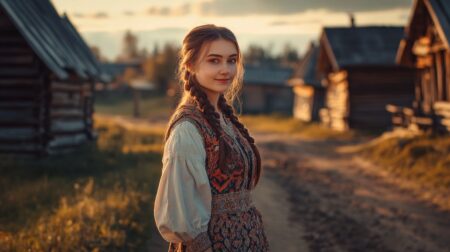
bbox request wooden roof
[244,65,293,87]
[0,0,109,82]
[288,42,322,88]
[320,26,404,71]
[397,0,450,63]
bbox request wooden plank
[0,128,36,139]
[50,120,85,132]
[0,137,40,144]
[0,78,40,86]
[436,51,444,101]
[412,116,433,125]
[434,101,450,110]
[0,109,36,122]
[0,121,39,127]
[447,52,450,101]
[51,82,90,92]
[386,104,402,113]
[0,67,39,77]
[48,133,88,148]
[0,47,33,54]
[0,55,34,65]
[0,101,37,109]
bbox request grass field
[1,92,448,250]
[358,132,450,191]
[0,115,165,251]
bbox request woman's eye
[228,59,237,64]
[209,59,220,64]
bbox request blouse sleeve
[154,120,212,251]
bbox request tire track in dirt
[255,132,450,252]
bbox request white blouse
[153,120,211,244]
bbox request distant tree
[279,43,299,67]
[90,45,108,62]
[244,44,277,66]
[142,43,179,93]
[117,30,140,62]
[122,67,139,83]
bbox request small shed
[242,65,293,114]
[317,26,416,131]
[0,0,109,155]
[288,42,325,122]
[396,0,450,133]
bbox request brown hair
[166,24,262,187]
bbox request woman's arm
[154,120,212,251]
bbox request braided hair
[167,24,262,187]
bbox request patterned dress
[154,103,270,252]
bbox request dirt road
[255,132,450,252]
[145,126,450,252]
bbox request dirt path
[146,164,311,252]
[255,132,450,252]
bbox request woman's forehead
[200,39,238,58]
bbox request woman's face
[192,39,238,95]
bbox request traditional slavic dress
[154,104,270,252]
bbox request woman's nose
[219,62,231,74]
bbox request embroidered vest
[165,103,269,252]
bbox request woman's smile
[214,78,230,84]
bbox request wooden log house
[288,42,325,122]
[242,65,293,114]
[395,0,450,133]
[317,26,416,131]
[0,0,109,155]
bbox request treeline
[92,30,300,93]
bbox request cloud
[269,19,323,26]
[197,0,413,15]
[92,12,108,19]
[123,11,135,16]
[147,4,191,16]
[144,0,413,17]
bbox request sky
[51,0,415,61]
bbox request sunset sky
[51,0,415,61]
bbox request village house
[288,42,325,122]
[241,65,293,114]
[0,0,109,155]
[317,25,416,131]
[394,0,450,133]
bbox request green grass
[0,115,165,251]
[358,133,450,191]
[94,91,174,119]
[240,114,356,140]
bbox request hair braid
[185,77,234,174]
[218,95,262,187]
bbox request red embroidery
[166,105,269,252]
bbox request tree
[142,43,179,93]
[243,44,276,66]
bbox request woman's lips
[215,78,230,84]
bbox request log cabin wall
[47,75,94,154]
[242,85,293,114]
[293,85,314,121]
[413,25,450,115]
[346,67,416,129]
[326,70,349,131]
[0,7,49,155]
[0,5,97,155]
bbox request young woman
[154,24,270,252]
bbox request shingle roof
[322,26,404,69]
[0,0,109,82]
[428,0,450,47]
[244,65,293,86]
[290,42,321,87]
